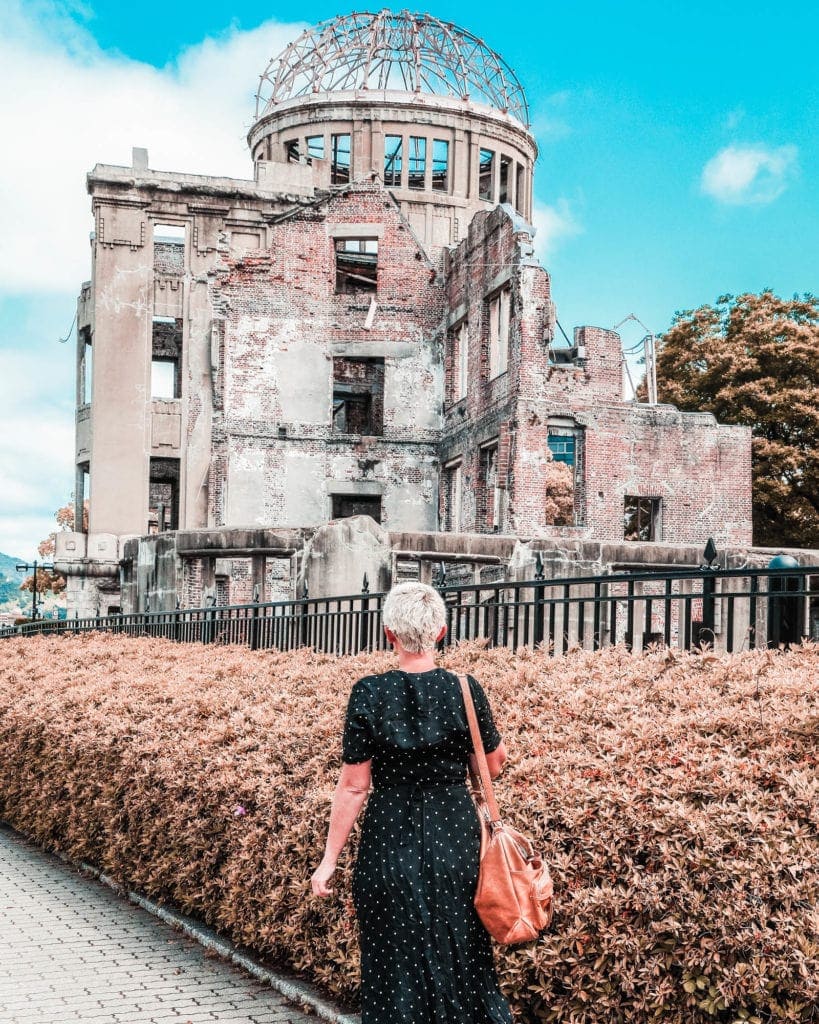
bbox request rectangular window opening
[307,135,325,162]
[547,433,575,466]
[331,494,382,523]
[515,163,525,214]
[408,136,427,189]
[478,148,494,201]
[151,359,177,399]
[331,133,351,184]
[152,317,182,399]
[487,289,511,379]
[624,496,662,542]
[335,237,378,294]
[384,135,403,187]
[153,223,185,274]
[499,155,512,204]
[432,139,449,192]
[80,328,92,405]
[153,223,185,244]
[285,139,301,163]
[443,460,463,532]
[454,321,468,401]
[480,443,500,532]
[149,456,180,533]
[332,357,384,436]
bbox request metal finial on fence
[175,597,181,610]
[303,581,309,600]
[435,561,447,587]
[535,551,545,581]
[253,583,260,603]
[362,572,370,594]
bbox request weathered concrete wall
[210,182,447,535]
[298,515,392,598]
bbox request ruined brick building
[58,10,755,615]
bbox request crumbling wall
[210,182,447,534]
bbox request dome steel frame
[254,9,530,127]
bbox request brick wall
[440,205,753,545]
[209,182,447,533]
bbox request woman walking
[311,582,513,1023]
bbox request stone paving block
[0,824,346,1024]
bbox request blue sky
[0,0,816,561]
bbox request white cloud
[0,3,305,559]
[531,198,581,261]
[0,3,306,294]
[701,143,797,205]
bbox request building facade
[58,11,753,615]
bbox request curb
[1,820,361,1024]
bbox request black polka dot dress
[342,667,513,1024]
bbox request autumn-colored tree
[542,452,575,526]
[24,499,87,596]
[19,567,65,596]
[649,291,819,547]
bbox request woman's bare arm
[312,761,372,896]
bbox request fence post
[359,573,370,654]
[250,585,261,651]
[701,572,716,648]
[533,553,545,647]
[299,582,309,649]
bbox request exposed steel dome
[254,9,529,127]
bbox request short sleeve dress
[341,667,513,1024]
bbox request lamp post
[16,560,55,622]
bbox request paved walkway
[0,824,325,1024]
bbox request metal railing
[3,566,816,655]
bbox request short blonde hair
[382,582,446,653]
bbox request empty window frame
[335,238,378,294]
[384,135,403,186]
[80,327,92,405]
[624,496,662,542]
[331,133,351,184]
[515,163,525,214]
[499,155,512,204]
[478,148,494,201]
[432,139,449,192]
[332,357,384,435]
[153,223,185,273]
[408,136,427,189]
[75,463,90,531]
[450,320,468,402]
[480,443,500,531]
[151,317,182,399]
[487,288,511,379]
[149,457,180,532]
[307,135,325,161]
[285,139,300,163]
[331,494,382,523]
[547,432,575,465]
[442,460,463,532]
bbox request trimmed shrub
[0,634,816,1022]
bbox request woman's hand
[311,857,337,897]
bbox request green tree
[650,290,819,547]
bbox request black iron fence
[3,566,817,655]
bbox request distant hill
[0,551,25,580]
[0,552,25,607]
